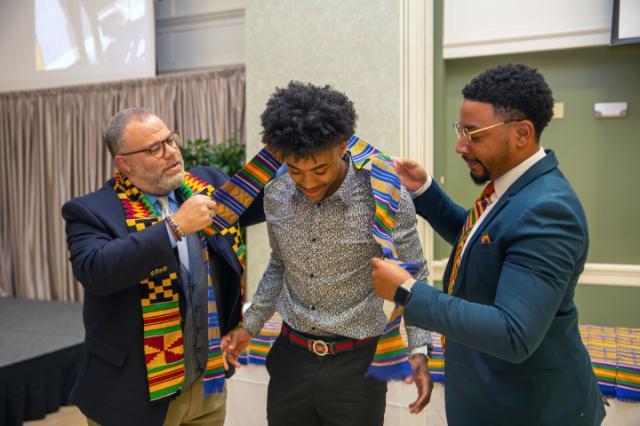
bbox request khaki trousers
[86,377,227,426]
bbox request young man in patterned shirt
[223,82,433,425]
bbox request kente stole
[114,148,280,402]
[347,135,421,380]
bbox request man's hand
[393,158,428,192]
[221,327,253,369]
[222,350,236,371]
[371,257,411,301]
[172,194,217,234]
[405,354,433,414]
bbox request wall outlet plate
[553,102,564,119]
[594,102,628,118]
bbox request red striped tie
[447,182,495,295]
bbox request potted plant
[180,135,245,176]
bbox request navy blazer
[404,151,605,425]
[62,167,264,426]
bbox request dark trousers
[265,331,387,426]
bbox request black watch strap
[393,286,412,306]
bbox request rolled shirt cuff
[409,345,431,360]
[402,278,417,291]
[409,175,433,198]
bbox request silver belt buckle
[311,339,329,356]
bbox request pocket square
[480,232,492,244]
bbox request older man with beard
[62,108,265,426]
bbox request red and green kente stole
[114,171,187,401]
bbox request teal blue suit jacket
[405,151,605,425]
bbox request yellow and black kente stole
[114,171,188,401]
[114,172,241,401]
[114,148,281,401]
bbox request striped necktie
[447,182,495,295]
[157,195,210,388]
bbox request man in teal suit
[371,63,605,425]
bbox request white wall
[244,0,405,297]
[0,0,155,93]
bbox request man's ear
[515,120,535,147]
[339,140,348,157]
[114,155,130,175]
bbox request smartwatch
[393,286,412,306]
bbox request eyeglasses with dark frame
[453,120,517,145]
[118,132,181,158]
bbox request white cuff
[409,346,431,360]
[409,175,433,198]
[401,278,417,291]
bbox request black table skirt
[0,344,82,426]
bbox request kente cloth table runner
[580,325,640,401]
[240,318,639,402]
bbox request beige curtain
[0,67,245,301]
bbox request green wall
[431,281,640,327]
[433,1,640,326]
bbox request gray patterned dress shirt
[244,158,432,352]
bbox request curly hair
[260,81,357,158]
[462,63,554,140]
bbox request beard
[128,160,184,194]
[466,138,511,185]
[470,169,490,185]
[462,155,490,185]
[157,170,184,192]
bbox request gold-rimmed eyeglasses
[453,120,516,145]
[118,132,181,158]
